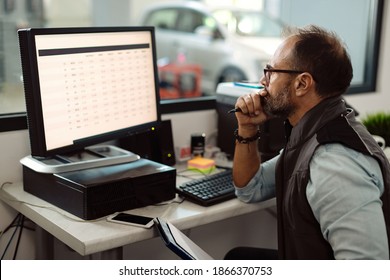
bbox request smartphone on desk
[107,212,154,228]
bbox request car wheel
[218,67,247,85]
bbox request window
[143,9,178,30]
[213,9,283,37]
[270,0,384,93]
[0,0,385,132]
[176,10,204,33]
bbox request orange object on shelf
[158,63,202,99]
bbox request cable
[13,215,25,260]
[155,195,185,206]
[0,181,13,191]
[1,214,22,260]
[0,212,21,238]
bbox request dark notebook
[154,217,214,260]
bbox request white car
[140,1,284,95]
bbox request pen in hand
[228,108,242,114]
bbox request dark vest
[275,97,390,259]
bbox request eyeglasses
[263,64,304,85]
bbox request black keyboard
[177,169,235,206]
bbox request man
[229,25,390,259]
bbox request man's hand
[234,91,269,132]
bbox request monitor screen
[18,26,161,158]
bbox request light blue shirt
[235,143,389,259]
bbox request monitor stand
[20,145,140,174]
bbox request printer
[22,155,176,220]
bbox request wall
[1,1,390,260]
[0,130,35,259]
[92,0,130,26]
[162,110,218,157]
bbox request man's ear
[294,73,314,96]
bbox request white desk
[0,170,276,259]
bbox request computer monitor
[18,26,161,160]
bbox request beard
[260,85,295,119]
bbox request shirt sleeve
[234,154,279,203]
[307,143,389,259]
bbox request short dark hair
[283,25,353,98]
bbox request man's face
[261,82,295,119]
[260,37,298,119]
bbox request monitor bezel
[18,26,161,158]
